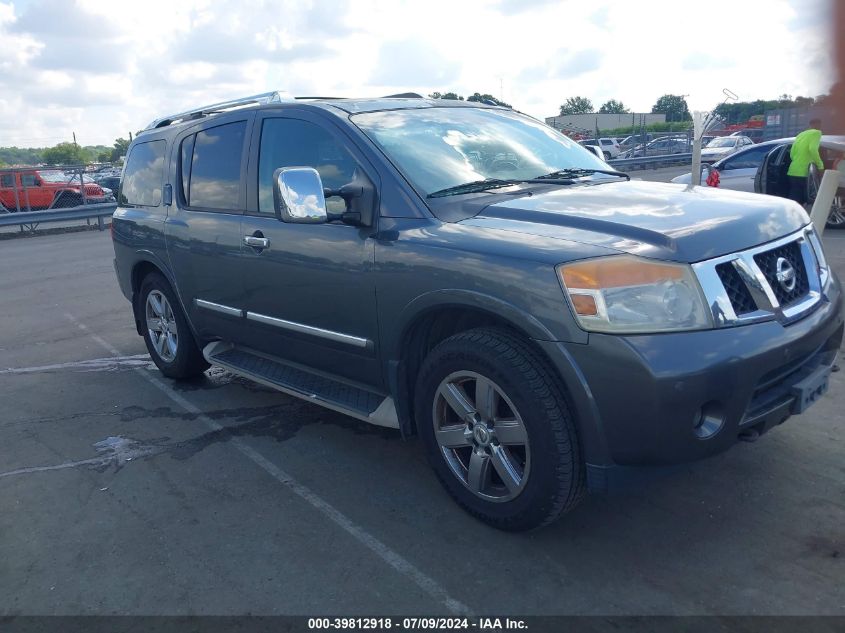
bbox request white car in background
[578,137,621,159]
[700,135,754,163]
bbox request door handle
[244,235,270,249]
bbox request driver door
[238,111,383,389]
[718,144,774,192]
[754,144,790,197]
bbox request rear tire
[415,328,585,531]
[139,273,209,379]
[826,195,845,230]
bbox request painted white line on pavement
[65,311,471,616]
[0,354,153,375]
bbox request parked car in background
[730,128,764,143]
[95,174,121,194]
[700,135,753,163]
[622,136,688,158]
[618,134,650,152]
[578,138,621,159]
[672,135,845,229]
[0,169,107,211]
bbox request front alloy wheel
[416,328,585,531]
[433,371,530,502]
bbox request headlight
[558,255,712,333]
[806,227,830,289]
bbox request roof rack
[143,91,294,131]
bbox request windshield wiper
[426,178,522,198]
[530,168,629,182]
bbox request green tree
[598,99,629,114]
[559,96,593,115]
[110,138,130,162]
[466,92,511,107]
[651,94,691,122]
[42,142,88,165]
[429,91,464,100]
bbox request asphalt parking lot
[1,225,844,617]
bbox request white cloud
[0,0,835,147]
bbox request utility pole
[73,132,77,146]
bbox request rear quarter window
[120,140,166,207]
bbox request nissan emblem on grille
[776,256,797,292]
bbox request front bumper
[538,273,843,487]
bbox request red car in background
[0,169,107,211]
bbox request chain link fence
[0,164,121,214]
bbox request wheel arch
[389,290,581,439]
[129,252,192,339]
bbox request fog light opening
[693,401,725,440]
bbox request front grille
[715,262,757,315]
[753,241,809,308]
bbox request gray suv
[112,92,843,531]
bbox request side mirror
[272,167,328,224]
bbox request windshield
[706,137,738,148]
[351,107,608,197]
[38,170,72,183]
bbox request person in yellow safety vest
[786,118,824,205]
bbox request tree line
[0,137,131,167]
[558,94,691,121]
[558,93,827,124]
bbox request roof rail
[143,91,294,131]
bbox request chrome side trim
[245,311,370,348]
[195,299,243,317]
[692,227,823,328]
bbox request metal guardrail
[0,202,116,231]
[608,153,693,170]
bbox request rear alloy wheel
[139,273,209,379]
[416,328,585,531]
[146,290,179,363]
[826,195,845,230]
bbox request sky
[0,0,835,147]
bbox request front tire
[139,273,209,379]
[415,328,585,531]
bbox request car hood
[460,180,808,263]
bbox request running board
[203,342,399,429]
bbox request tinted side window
[21,174,37,187]
[189,121,246,211]
[258,118,357,214]
[0,174,13,187]
[180,134,195,205]
[120,140,166,207]
[722,144,772,170]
